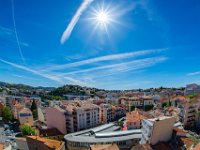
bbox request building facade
[99,104,112,124]
[178,101,200,128]
[64,101,100,133]
[46,106,67,134]
[46,101,100,134]
[126,110,146,130]
[18,108,34,126]
[140,116,176,145]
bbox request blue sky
[0,0,200,90]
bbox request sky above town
[0,0,200,90]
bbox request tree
[20,125,36,136]
[31,99,37,111]
[130,105,135,111]
[2,107,12,121]
[188,94,198,99]
[31,99,38,119]
[144,105,154,111]
[162,102,167,108]
[32,110,38,120]
[117,121,123,127]
[169,101,172,106]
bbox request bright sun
[88,3,119,33]
[96,11,109,24]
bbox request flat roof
[75,123,116,136]
[95,129,141,138]
[99,126,120,133]
[64,123,142,143]
[65,134,141,143]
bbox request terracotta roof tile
[180,137,194,149]
[193,143,200,150]
[27,136,64,150]
[126,110,146,123]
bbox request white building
[121,96,153,111]
[185,84,200,95]
[140,116,176,145]
[178,100,200,128]
[37,106,46,124]
[55,101,100,133]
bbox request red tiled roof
[27,136,64,149]
[126,110,146,123]
[173,128,188,134]
[180,137,194,149]
[193,143,200,150]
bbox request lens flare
[96,11,109,24]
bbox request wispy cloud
[11,0,26,64]
[0,26,29,47]
[0,26,13,35]
[46,48,167,71]
[0,59,85,85]
[0,59,62,83]
[60,56,168,75]
[61,0,94,44]
[187,71,200,76]
[12,74,40,81]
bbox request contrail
[61,0,94,44]
[11,0,26,64]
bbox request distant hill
[0,81,186,100]
[0,81,55,91]
[48,84,104,97]
[0,81,104,99]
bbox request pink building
[46,106,66,134]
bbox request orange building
[26,136,65,150]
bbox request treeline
[49,85,87,96]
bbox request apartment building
[143,96,154,106]
[46,106,67,134]
[185,84,200,95]
[18,108,34,126]
[121,96,153,111]
[111,106,126,121]
[13,103,24,119]
[178,100,200,128]
[121,97,141,111]
[46,101,100,134]
[99,103,112,124]
[65,101,100,132]
[126,110,146,129]
[4,96,41,108]
[140,116,176,145]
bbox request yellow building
[18,108,34,126]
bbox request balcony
[188,110,196,114]
[66,122,71,126]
